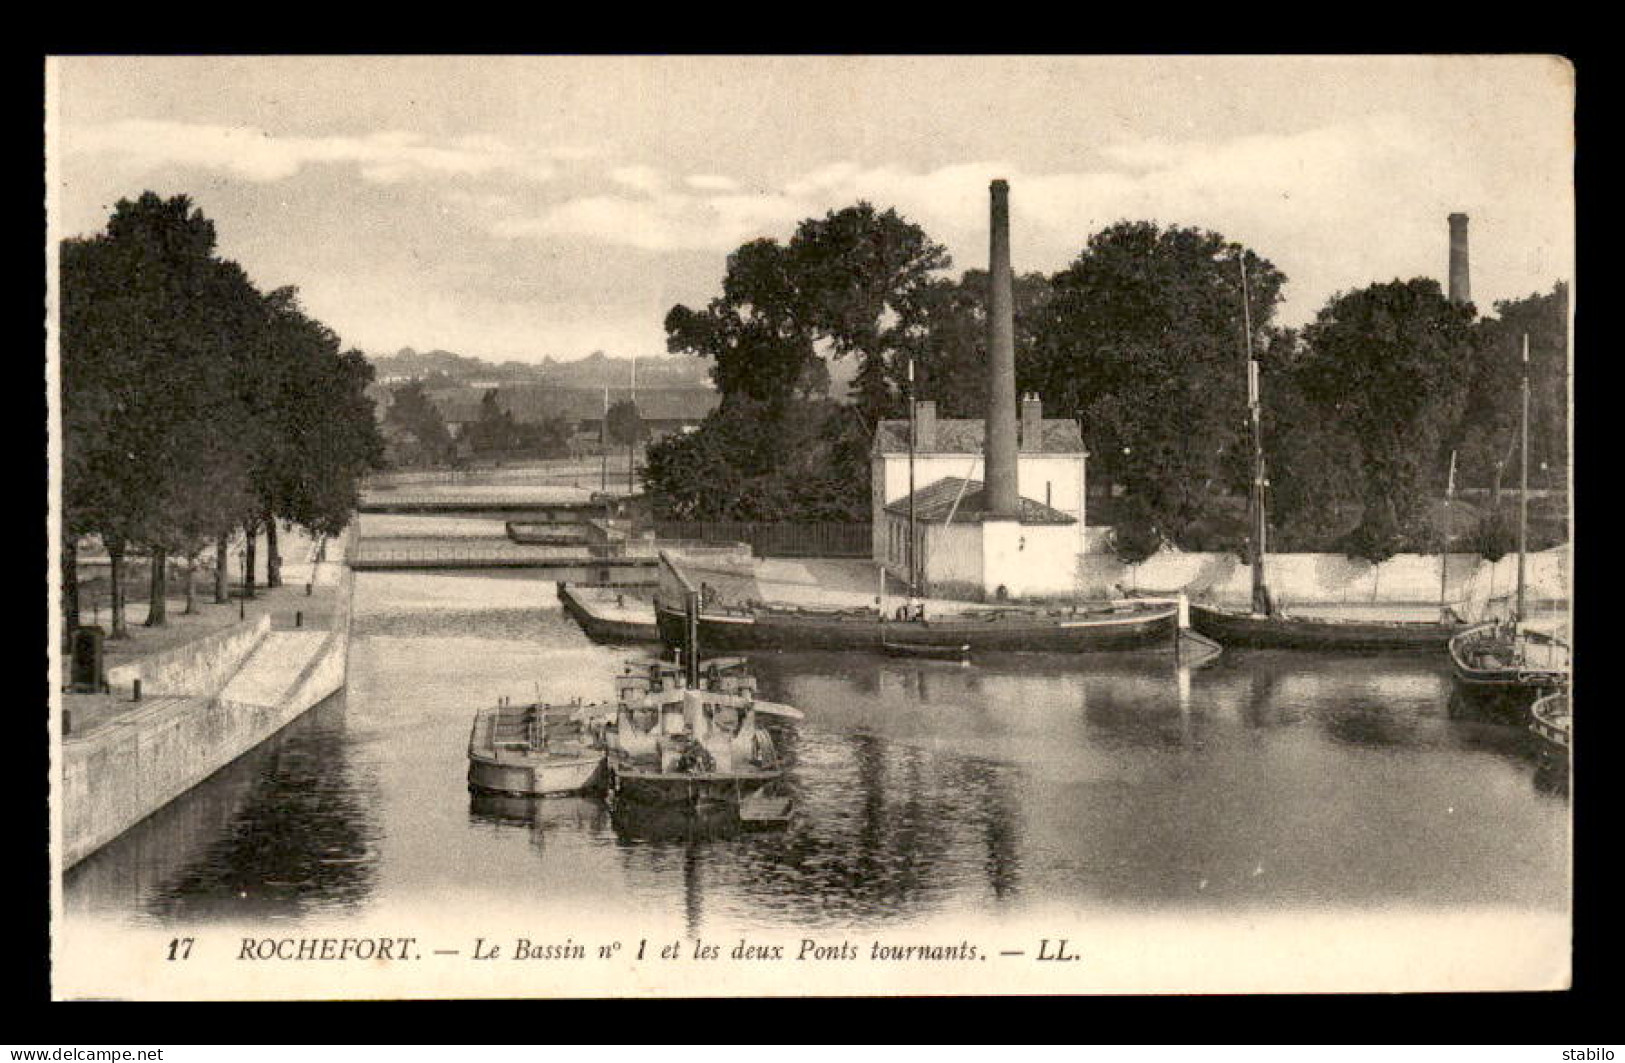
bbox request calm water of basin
[64,569,1569,933]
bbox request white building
[871,393,1088,601]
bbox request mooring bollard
[132,678,142,703]
[239,598,246,620]
[295,610,303,628]
[63,709,72,736]
[306,582,313,596]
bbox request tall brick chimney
[914,400,937,451]
[1448,212,1471,306]
[984,179,1020,518]
[1020,393,1043,452]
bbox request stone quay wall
[61,565,352,870]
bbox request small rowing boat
[1529,690,1570,752]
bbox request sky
[49,55,1574,365]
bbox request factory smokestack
[1448,212,1471,306]
[984,179,1020,518]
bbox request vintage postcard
[47,54,1574,1000]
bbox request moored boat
[467,699,610,797]
[1448,335,1571,716]
[655,597,1177,653]
[1195,258,1475,653]
[1189,603,1467,652]
[1529,690,1570,752]
[607,657,788,811]
[558,582,661,643]
[1448,621,1569,714]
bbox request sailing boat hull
[1189,603,1464,652]
[1447,623,1569,713]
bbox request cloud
[69,119,564,185]
[422,112,1571,329]
[491,187,804,252]
[609,164,667,195]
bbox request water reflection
[64,572,1570,932]
[65,692,381,924]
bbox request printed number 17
[166,937,194,961]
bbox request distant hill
[368,347,714,390]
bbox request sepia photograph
[46,54,1574,999]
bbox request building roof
[493,385,719,424]
[884,477,1076,526]
[873,417,1085,455]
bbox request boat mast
[907,357,918,597]
[1440,449,1456,619]
[1241,257,1271,616]
[1516,333,1530,624]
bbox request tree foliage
[604,399,643,448]
[1297,278,1478,558]
[653,202,946,523]
[643,397,869,522]
[60,191,382,629]
[1470,506,1517,563]
[902,269,1052,418]
[383,381,453,464]
[665,202,949,423]
[1109,494,1163,566]
[1452,282,1569,495]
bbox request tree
[60,193,234,632]
[605,399,643,492]
[383,381,453,466]
[1297,278,1478,558]
[643,396,870,522]
[248,291,383,586]
[1258,328,1364,551]
[788,203,951,423]
[1110,494,1163,567]
[903,269,1053,418]
[61,190,381,630]
[467,389,519,454]
[1470,505,1516,563]
[1031,222,1287,546]
[655,202,948,523]
[1454,283,1569,496]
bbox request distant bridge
[357,490,617,518]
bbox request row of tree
[61,192,384,638]
[646,202,1568,563]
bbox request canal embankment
[59,533,354,870]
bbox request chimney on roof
[984,179,1020,518]
[1448,212,1471,306]
[915,400,937,451]
[1020,393,1043,452]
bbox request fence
[651,522,872,559]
